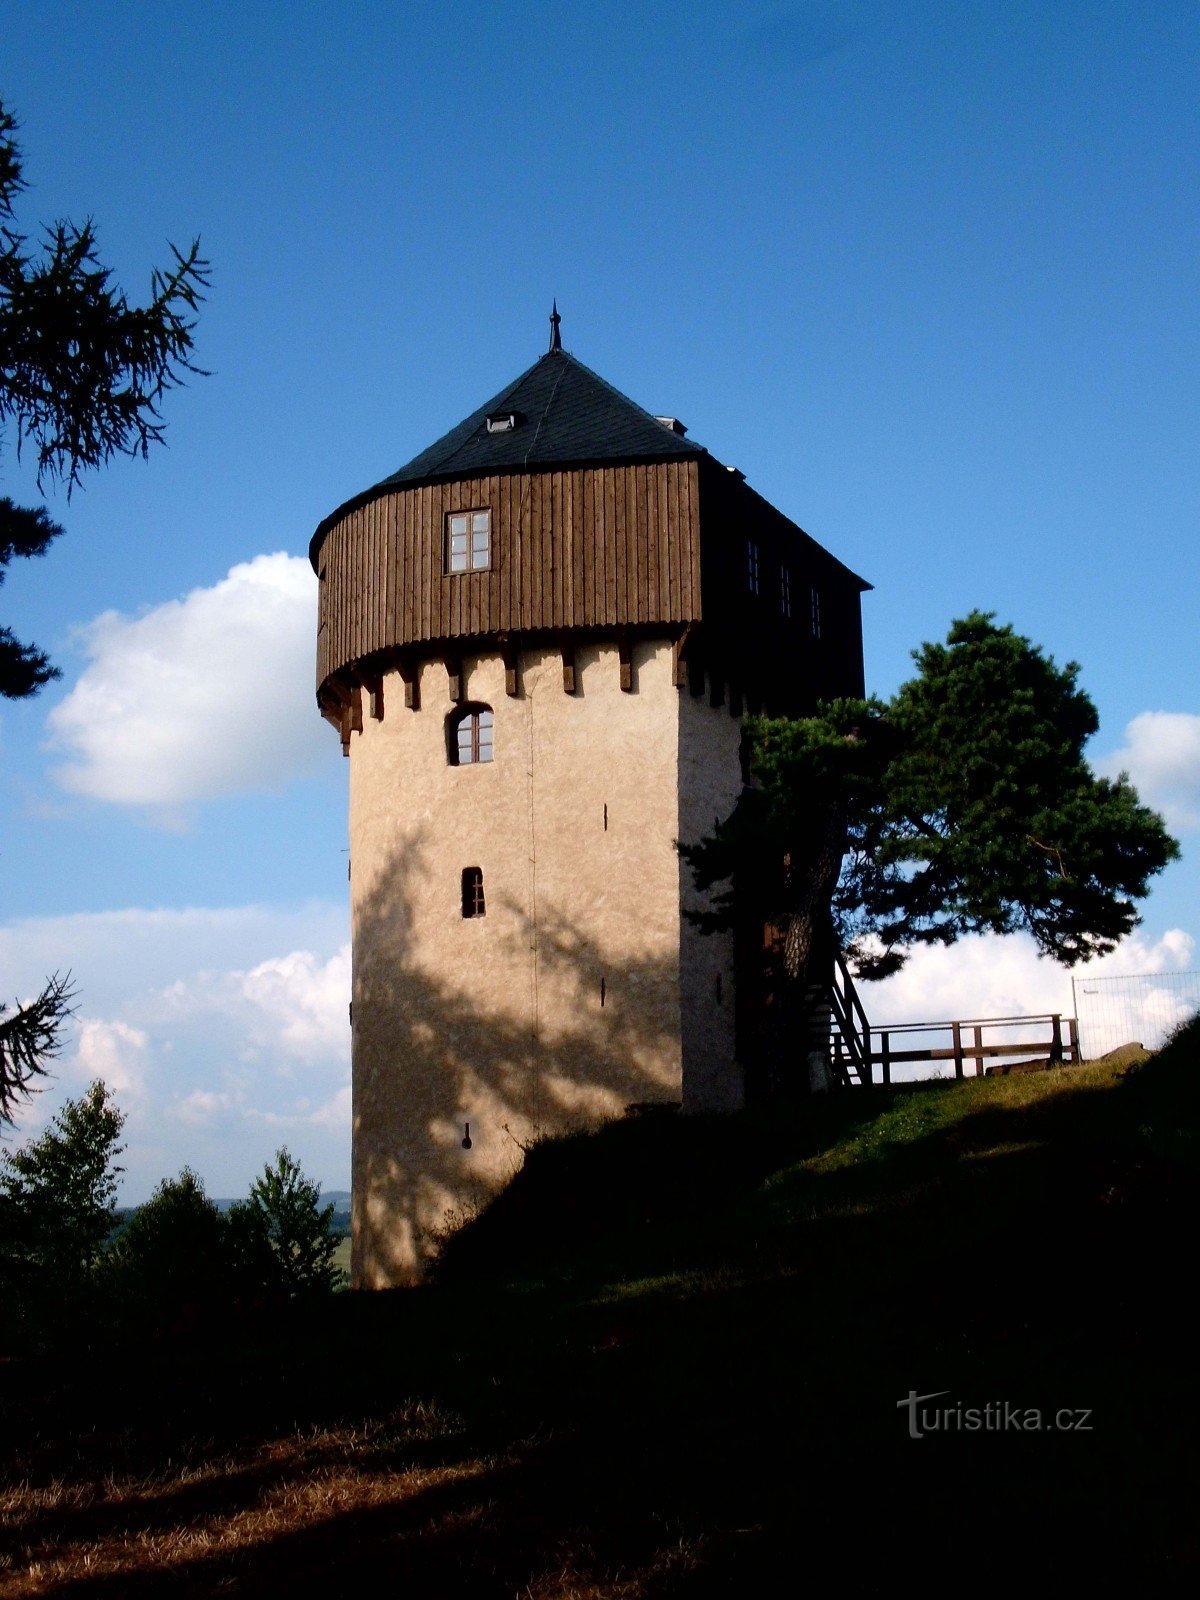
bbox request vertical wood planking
[315,459,708,681]
[575,468,586,624]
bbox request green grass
[3,1021,1197,1595]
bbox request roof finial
[548,298,562,353]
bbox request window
[780,564,792,618]
[461,867,486,918]
[449,704,494,765]
[810,586,822,640]
[746,538,760,595]
[447,508,491,572]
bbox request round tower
[312,314,869,1285]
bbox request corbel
[672,623,693,689]
[499,636,520,698]
[617,631,633,693]
[397,653,420,711]
[366,673,384,721]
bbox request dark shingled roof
[382,348,707,485]
[310,350,707,565]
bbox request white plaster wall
[348,638,693,1286]
[677,683,745,1112]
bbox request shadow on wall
[351,834,686,1286]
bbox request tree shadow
[350,832,698,1283]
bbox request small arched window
[449,704,494,766]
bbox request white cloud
[72,1018,150,1102]
[154,944,351,1070]
[1099,711,1200,832]
[240,947,352,1063]
[0,902,350,1200]
[864,927,1197,1066]
[169,1089,232,1126]
[46,553,325,810]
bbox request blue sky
[2,1,1197,1198]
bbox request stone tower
[311,316,869,1285]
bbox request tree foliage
[684,613,1179,986]
[0,1080,124,1345]
[0,969,75,1128]
[0,98,208,703]
[0,99,208,504]
[237,1147,343,1298]
[0,97,206,1123]
[105,1166,231,1331]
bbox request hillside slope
[3,1022,1197,1595]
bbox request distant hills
[114,1189,352,1236]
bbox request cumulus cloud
[156,945,351,1071]
[865,926,1197,1066]
[0,902,350,1201]
[47,553,325,809]
[170,1089,232,1126]
[240,947,352,1063]
[1099,711,1200,832]
[72,1018,150,1101]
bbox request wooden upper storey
[312,345,870,711]
[316,458,702,691]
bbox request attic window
[655,416,688,436]
[486,412,519,433]
[447,509,491,573]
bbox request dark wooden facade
[314,455,867,719]
[317,460,701,689]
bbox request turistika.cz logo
[898,1390,1094,1440]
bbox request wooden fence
[829,952,1081,1088]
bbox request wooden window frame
[448,704,494,766]
[461,866,486,918]
[446,507,492,574]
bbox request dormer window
[449,704,494,765]
[447,509,491,573]
[486,412,520,433]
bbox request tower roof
[311,345,706,567]
[382,348,706,487]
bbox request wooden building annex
[312,310,870,1285]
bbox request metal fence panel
[1071,970,1200,1058]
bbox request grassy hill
[2,1021,1197,1595]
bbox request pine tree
[105,1167,229,1332]
[238,1148,343,1298]
[0,1081,125,1345]
[683,612,1179,996]
[0,97,206,1123]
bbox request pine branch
[0,972,77,1128]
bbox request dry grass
[1,1410,507,1597]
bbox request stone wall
[347,637,741,1285]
